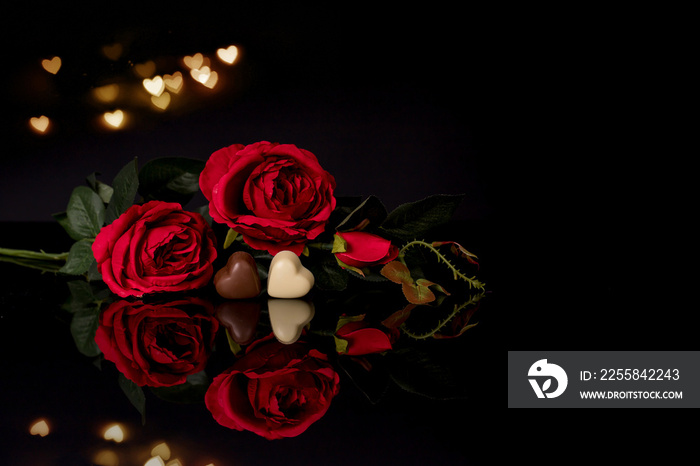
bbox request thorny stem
[399,240,485,290]
[400,292,484,340]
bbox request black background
[0,2,692,459]
[2,5,686,349]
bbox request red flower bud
[334,231,399,269]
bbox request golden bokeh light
[41,56,61,74]
[102,110,125,129]
[144,456,165,466]
[165,459,182,466]
[190,66,210,84]
[29,115,50,134]
[150,92,171,110]
[190,67,218,89]
[143,76,165,97]
[150,442,171,460]
[102,43,123,61]
[102,423,125,442]
[92,84,120,103]
[163,72,183,94]
[182,53,204,70]
[133,61,156,78]
[29,419,50,437]
[93,449,120,466]
[216,45,238,64]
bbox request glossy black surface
[0,222,500,465]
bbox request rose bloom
[334,231,399,268]
[199,141,336,255]
[205,334,340,440]
[92,201,217,298]
[95,298,219,387]
[336,319,399,356]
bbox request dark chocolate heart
[213,251,262,299]
[215,300,261,345]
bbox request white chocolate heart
[268,299,314,344]
[267,250,314,298]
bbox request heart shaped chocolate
[215,300,261,345]
[267,299,315,344]
[214,251,262,299]
[267,250,314,298]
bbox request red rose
[199,141,337,255]
[92,201,217,298]
[335,317,399,356]
[95,298,219,387]
[205,335,340,439]
[334,231,399,269]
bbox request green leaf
[52,211,85,241]
[86,172,114,204]
[66,186,105,239]
[380,261,413,285]
[70,304,102,357]
[335,195,388,232]
[118,373,146,424]
[431,241,480,265]
[224,328,243,355]
[334,335,349,354]
[331,234,347,254]
[416,278,450,296]
[334,313,366,332]
[223,228,238,249]
[62,280,96,314]
[334,255,365,277]
[307,254,349,291]
[402,282,436,304]
[58,239,95,275]
[138,157,205,205]
[381,303,416,329]
[105,158,139,224]
[380,194,465,242]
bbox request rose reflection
[95,297,219,387]
[71,277,482,441]
[205,334,340,440]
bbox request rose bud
[334,231,399,269]
[335,316,399,356]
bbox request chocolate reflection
[214,298,314,346]
[95,297,219,387]
[215,300,261,346]
[267,299,314,344]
